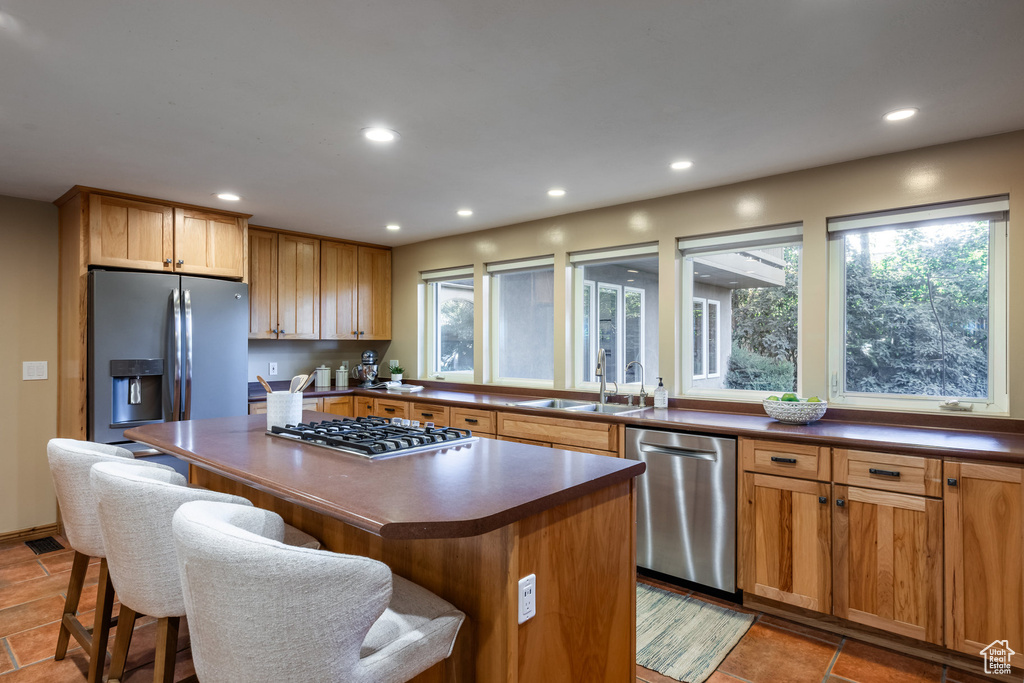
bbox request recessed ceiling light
[547,188,566,197]
[883,108,918,122]
[670,160,694,171]
[362,127,400,142]
[214,192,241,201]
[745,270,754,274]
[728,281,739,285]
[457,209,473,217]
[386,224,401,231]
[627,269,639,273]
[627,279,635,283]
[699,274,710,278]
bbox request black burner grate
[25,536,65,554]
[267,416,474,458]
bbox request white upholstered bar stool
[89,460,319,683]
[172,500,466,683]
[46,438,176,683]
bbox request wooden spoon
[299,373,316,393]
[256,375,274,394]
[288,374,308,393]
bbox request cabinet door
[320,240,358,340]
[945,462,1024,665]
[174,208,245,278]
[355,396,374,418]
[277,234,320,339]
[88,194,173,270]
[323,396,354,417]
[833,485,942,644]
[248,229,278,339]
[739,472,831,612]
[357,246,391,340]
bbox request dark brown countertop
[125,414,646,540]
[247,382,1024,464]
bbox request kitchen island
[126,413,645,683]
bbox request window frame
[692,297,707,380]
[421,266,475,383]
[487,257,556,388]
[707,299,721,379]
[624,285,646,384]
[827,197,1008,413]
[678,224,803,399]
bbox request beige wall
[391,130,1024,418]
[0,195,59,534]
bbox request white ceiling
[1,0,1023,246]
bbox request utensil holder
[266,391,303,430]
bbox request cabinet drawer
[451,407,496,434]
[249,402,267,415]
[498,435,552,448]
[374,398,408,419]
[740,438,830,481]
[834,449,942,497]
[497,412,617,452]
[410,402,449,426]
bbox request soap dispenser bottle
[653,377,668,408]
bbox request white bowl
[762,398,828,425]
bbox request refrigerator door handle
[183,289,194,420]
[171,288,182,421]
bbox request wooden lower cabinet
[374,398,408,420]
[410,402,449,426]
[833,485,943,644]
[496,412,618,454]
[322,396,353,417]
[945,461,1024,666]
[355,396,374,418]
[739,472,832,612]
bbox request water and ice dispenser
[109,359,163,426]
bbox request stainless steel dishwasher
[625,426,737,593]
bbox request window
[828,196,1007,411]
[422,266,475,379]
[571,244,658,387]
[488,257,555,383]
[679,224,802,395]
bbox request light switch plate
[518,574,536,624]
[269,362,278,376]
[22,361,47,380]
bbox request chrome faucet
[596,348,608,404]
[625,361,647,407]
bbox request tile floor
[0,533,1001,683]
[637,576,999,683]
[0,535,195,682]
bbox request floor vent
[25,536,65,555]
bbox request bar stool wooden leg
[153,616,180,683]
[107,604,138,683]
[55,551,89,660]
[87,559,116,683]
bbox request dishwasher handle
[639,442,718,462]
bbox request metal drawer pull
[464,418,479,424]
[869,468,901,477]
[421,412,433,418]
[384,408,395,413]
[836,498,846,507]
[947,477,958,487]
[770,456,798,464]
[818,496,827,504]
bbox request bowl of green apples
[762,393,827,424]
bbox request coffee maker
[352,349,379,387]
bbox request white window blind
[827,196,1008,233]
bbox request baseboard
[744,594,1021,682]
[0,523,61,545]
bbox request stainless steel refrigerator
[88,270,248,472]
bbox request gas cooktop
[267,416,476,459]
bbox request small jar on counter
[335,364,349,387]
[315,365,331,387]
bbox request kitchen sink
[510,398,594,409]
[565,403,647,415]
[509,398,647,414]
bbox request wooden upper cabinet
[321,242,391,341]
[320,240,358,339]
[277,234,320,339]
[945,461,1024,666]
[88,194,173,271]
[173,208,246,278]
[833,485,943,644]
[357,246,391,340]
[248,229,278,339]
[739,472,832,613]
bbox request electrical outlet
[518,574,536,624]
[390,359,400,370]
[269,362,278,376]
